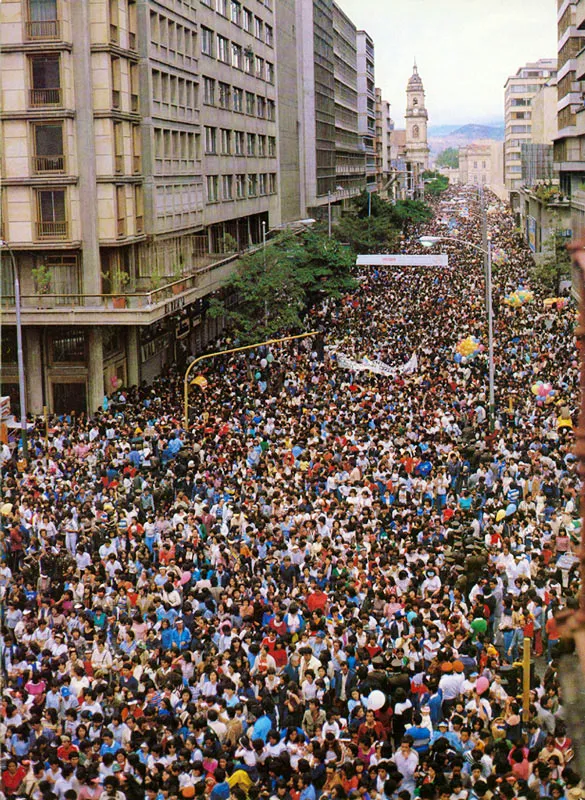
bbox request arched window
[412,125,419,139]
[413,98,418,106]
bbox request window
[234,130,244,155]
[203,77,215,105]
[217,0,227,15]
[244,49,253,74]
[268,173,276,194]
[257,97,266,118]
[201,27,213,56]
[232,43,242,69]
[52,329,86,363]
[242,8,252,31]
[205,126,217,153]
[254,16,263,39]
[247,173,257,196]
[246,91,255,115]
[111,56,121,108]
[26,0,59,40]
[473,161,477,169]
[135,184,143,233]
[246,133,255,155]
[265,24,273,46]
[258,135,266,157]
[114,121,124,173]
[130,63,139,112]
[32,122,64,173]
[482,161,486,169]
[116,185,126,236]
[233,87,243,112]
[109,0,119,42]
[266,99,275,121]
[222,174,233,200]
[511,125,529,133]
[217,35,229,63]
[29,54,61,106]
[236,174,245,198]
[206,175,219,202]
[412,124,419,139]
[266,62,274,84]
[259,173,266,195]
[230,1,241,25]
[268,136,276,157]
[255,56,264,79]
[218,82,230,109]
[220,128,231,154]
[36,188,67,239]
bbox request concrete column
[24,327,43,416]
[88,328,104,415]
[126,326,140,388]
[71,0,101,295]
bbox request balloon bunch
[504,289,534,308]
[531,380,555,404]
[492,248,507,266]
[543,297,568,311]
[454,336,482,363]
[110,375,123,391]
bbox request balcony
[25,19,60,39]
[32,155,65,174]
[29,88,61,107]
[36,220,68,239]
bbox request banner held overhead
[356,254,449,267]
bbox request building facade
[375,88,393,194]
[554,0,585,234]
[356,30,376,190]
[503,58,557,204]
[0,0,286,416]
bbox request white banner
[356,254,449,267]
[332,350,418,377]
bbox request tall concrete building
[504,58,557,204]
[295,0,366,219]
[0,0,284,415]
[375,88,393,194]
[356,30,376,190]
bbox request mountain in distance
[429,123,504,140]
[428,122,505,155]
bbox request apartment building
[504,58,557,205]
[0,0,283,416]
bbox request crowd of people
[0,186,583,800]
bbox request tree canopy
[208,229,356,342]
[436,147,459,169]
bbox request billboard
[356,254,450,267]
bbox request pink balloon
[476,676,489,695]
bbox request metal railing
[25,19,60,39]
[32,154,65,173]
[36,220,68,239]
[29,88,61,107]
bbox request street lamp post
[327,191,332,239]
[1,241,28,459]
[420,234,495,429]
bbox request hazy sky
[339,0,557,128]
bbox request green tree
[436,147,459,169]
[208,230,356,342]
[533,226,572,294]
[390,199,434,231]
